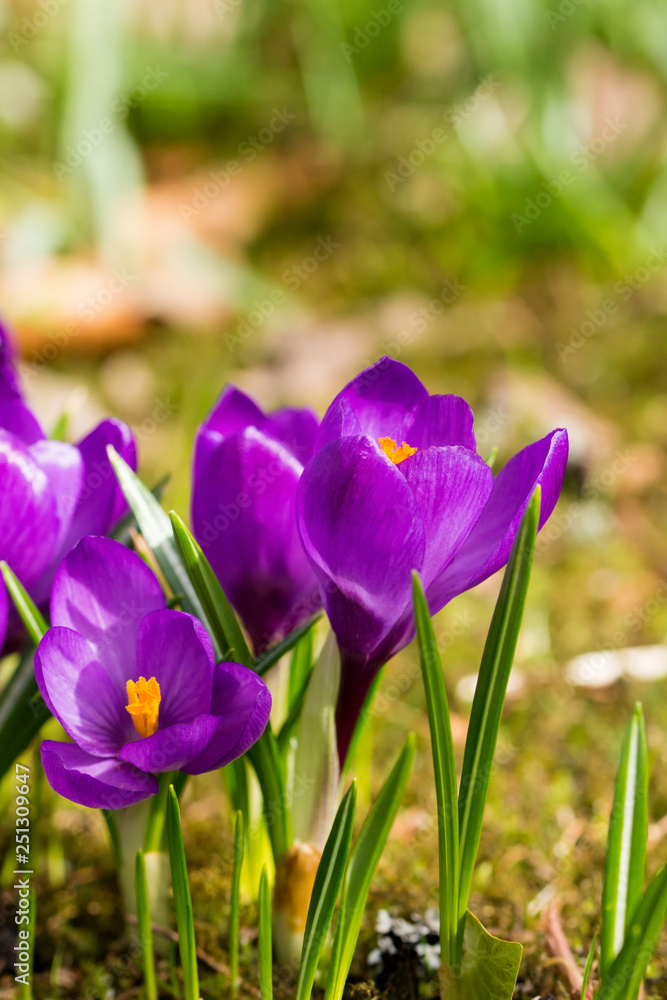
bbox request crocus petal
[316,356,428,450]
[118,715,222,772]
[298,436,425,658]
[0,583,7,650]
[428,429,569,608]
[0,431,58,587]
[195,386,267,483]
[400,446,493,589]
[0,400,45,444]
[41,740,157,809]
[134,610,214,728]
[192,427,321,652]
[35,627,133,755]
[264,407,319,464]
[50,536,166,690]
[202,385,266,437]
[402,395,477,452]
[30,440,84,556]
[0,320,23,404]
[63,418,137,547]
[181,661,272,774]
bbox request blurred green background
[1,0,667,994]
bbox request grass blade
[457,488,540,949]
[601,703,648,976]
[602,863,667,1000]
[255,614,321,678]
[107,447,208,633]
[135,850,158,1000]
[288,617,315,710]
[169,510,253,667]
[325,735,416,1000]
[258,863,273,1000]
[0,562,47,644]
[413,571,459,965]
[169,513,289,859]
[166,785,199,1000]
[295,782,357,1000]
[0,652,50,780]
[230,810,244,991]
[581,933,596,1000]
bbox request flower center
[126,676,161,738]
[378,436,418,465]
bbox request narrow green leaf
[601,863,667,1000]
[102,810,122,869]
[292,632,341,848]
[581,933,597,1000]
[111,474,170,544]
[288,617,315,710]
[255,614,321,678]
[1,562,48,644]
[166,786,199,1000]
[107,447,208,631]
[457,488,540,950]
[229,810,244,991]
[258,863,273,1000]
[50,411,70,442]
[169,510,252,667]
[277,667,313,756]
[325,735,416,1000]
[295,782,357,1000]
[601,703,648,976]
[413,572,459,966]
[135,850,158,1000]
[0,652,50,780]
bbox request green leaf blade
[230,810,244,991]
[169,510,252,667]
[0,562,48,644]
[107,446,207,629]
[457,488,540,943]
[413,571,459,966]
[601,703,649,976]
[258,863,273,1000]
[295,781,357,1000]
[602,863,667,1000]
[166,785,199,1000]
[135,849,158,1000]
[325,734,416,1000]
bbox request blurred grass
[1,0,667,995]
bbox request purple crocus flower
[36,536,272,809]
[297,357,569,757]
[191,385,321,654]
[0,322,136,649]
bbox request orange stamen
[126,676,161,738]
[378,436,418,465]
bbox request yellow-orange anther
[126,676,161,738]
[378,436,418,465]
